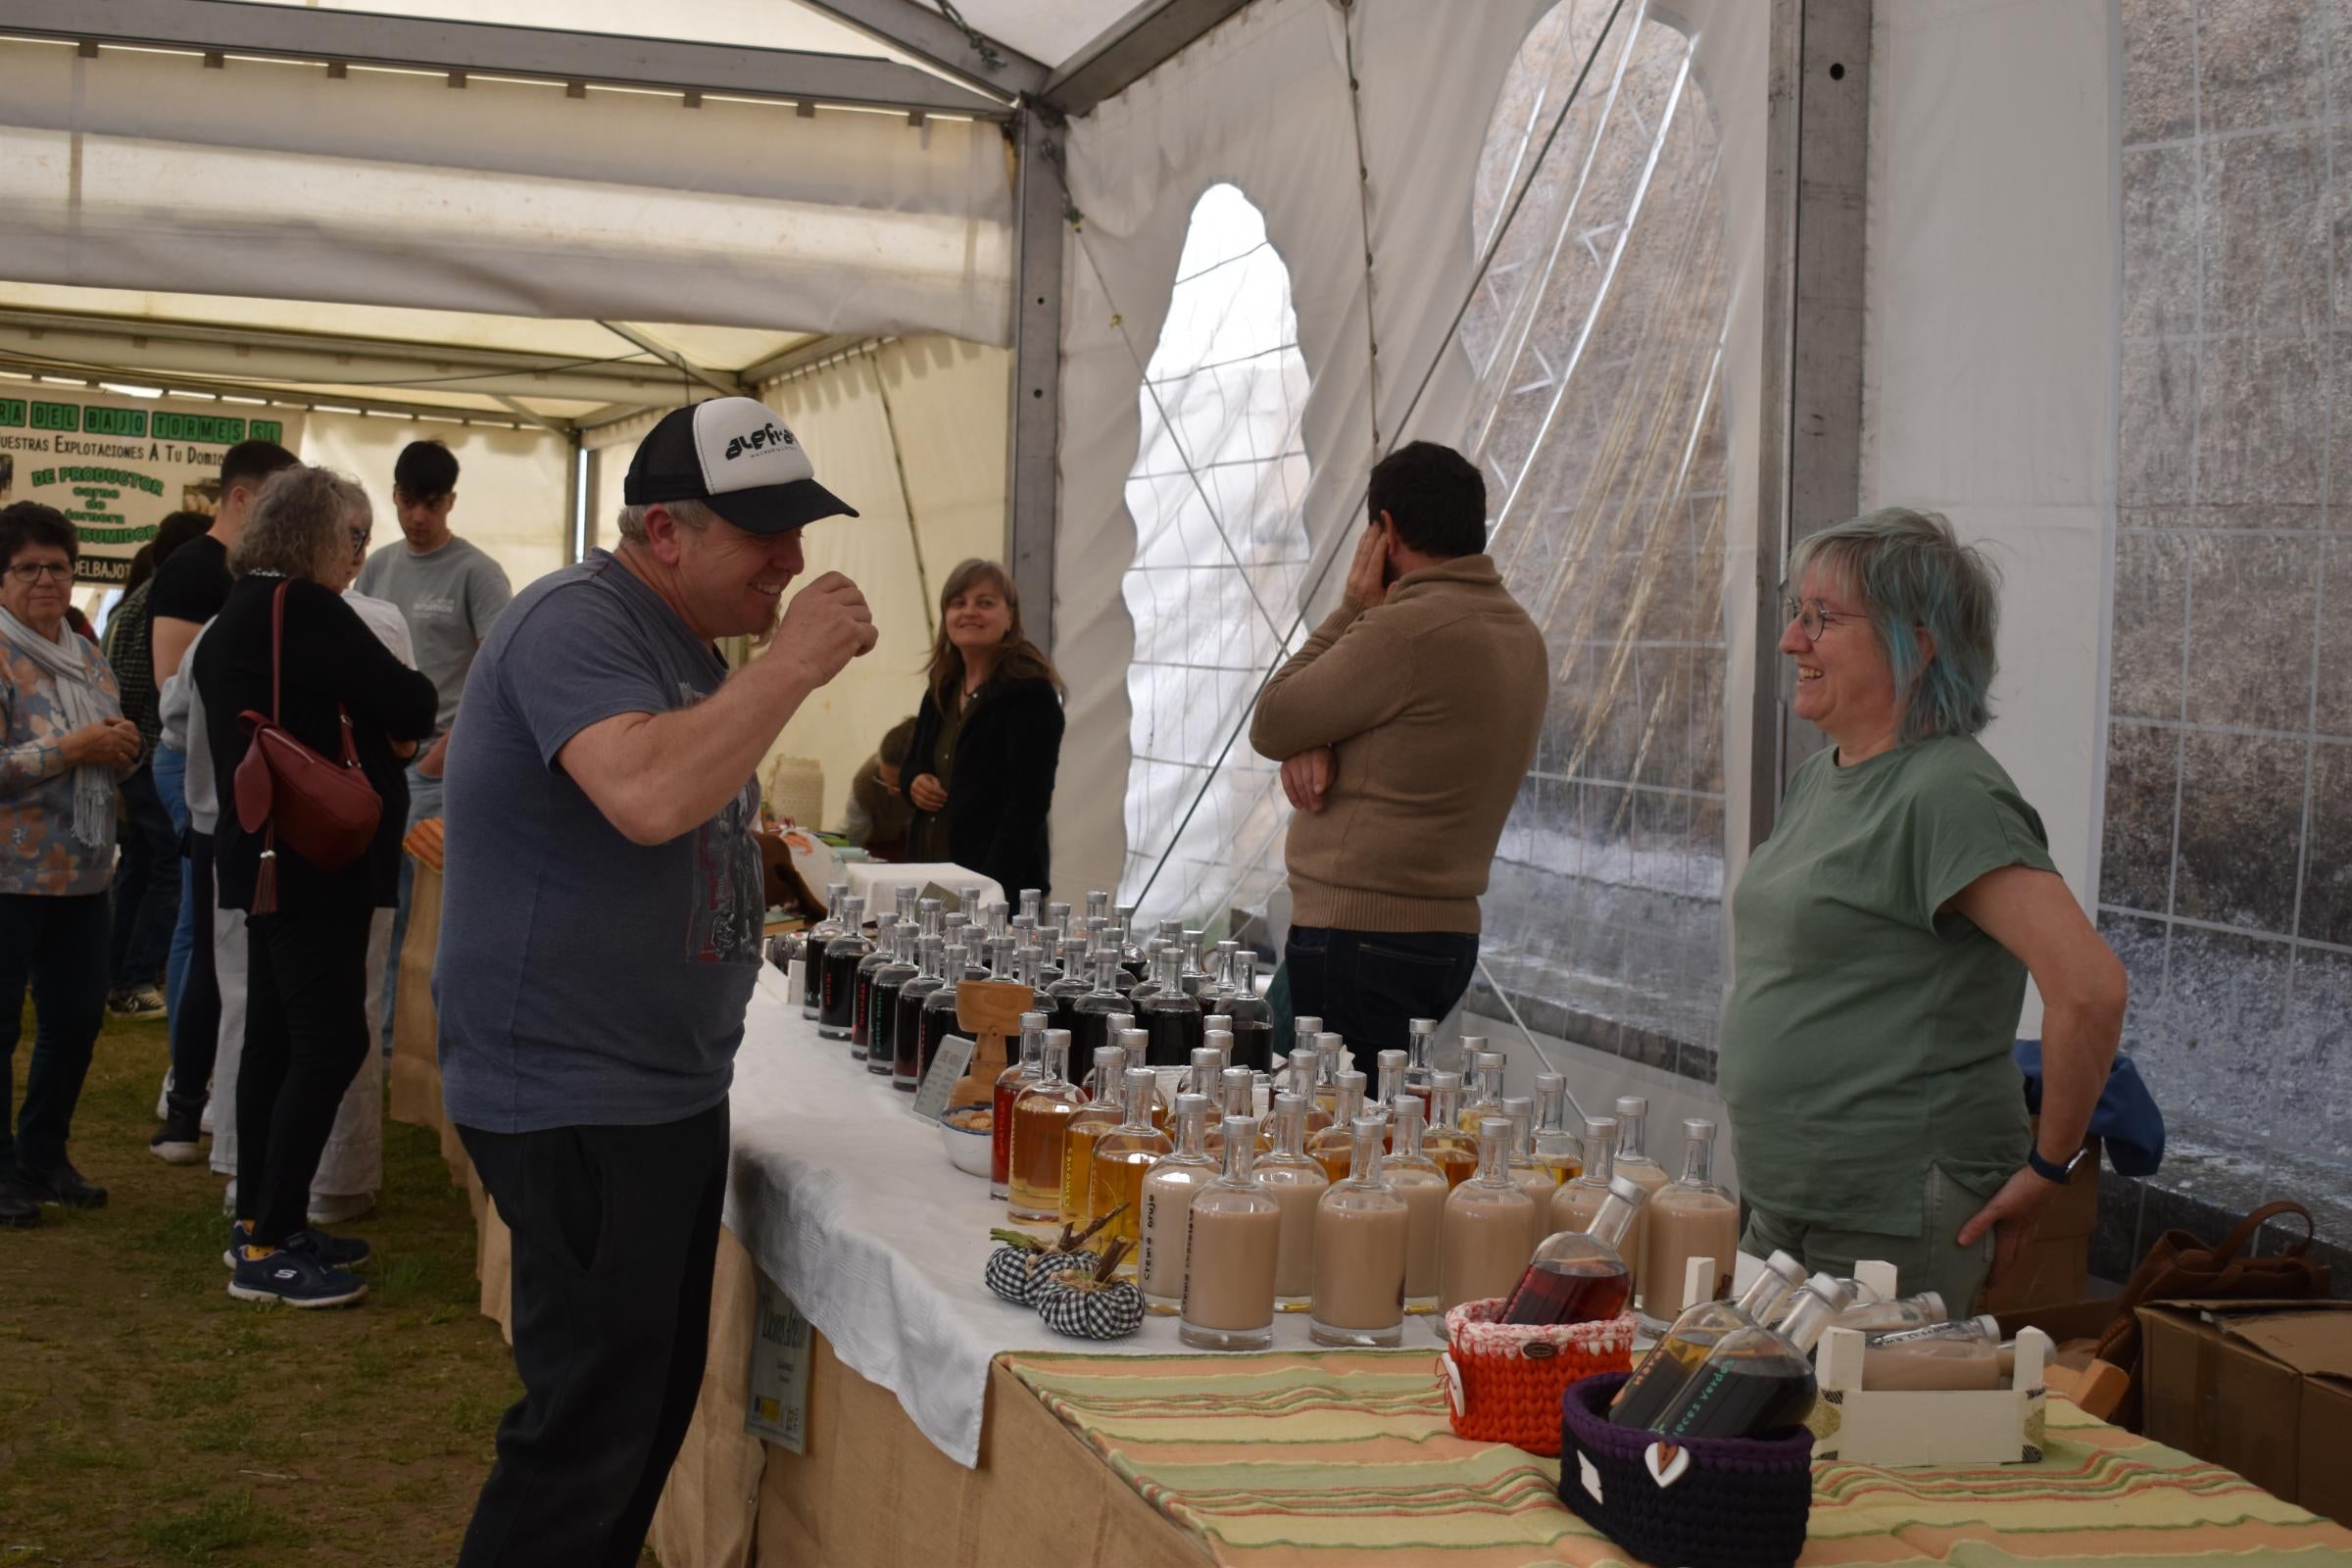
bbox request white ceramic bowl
[940,1116,993,1177]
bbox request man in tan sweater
[1249,442,1548,1055]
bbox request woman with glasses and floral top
[0,502,143,1227]
[1718,507,2127,1315]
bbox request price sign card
[910,1033,977,1123]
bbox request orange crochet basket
[1438,1298,1638,1455]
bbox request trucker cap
[623,397,858,534]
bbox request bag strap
[270,579,290,725]
[2212,1200,2313,1263]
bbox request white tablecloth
[721,964,1339,1467]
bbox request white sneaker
[308,1192,376,1228]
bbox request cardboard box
[1982,1130,2100,1312]
[2136,1298,2352,1525]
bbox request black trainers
[0,1178,39,1229]
[16,1162,107,1209]
[223,1222,370,1271]
[150,1113,205,1165]
[226,1247,368,1308]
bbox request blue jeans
[107,762,182,997]
[1280,925,1480,1061]
[379,764,442,1056]
[154,745,195,1016]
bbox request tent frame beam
[7,0,1012,120]
[1004,109,1064,651]
[1041,0,1256,117]
[1748,0,1871,850]
[595,322,747,398]
[795,0,1046,100]
[0,305,727,402]
[0,358,573,430]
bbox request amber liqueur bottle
[864,919,918,1079]
[991,1012,1048,1202]
[1498,1173,1648,1326]
[1139,946,1205,1066]
[1007,1029,1085,1224]
[1642,1275,1855,1441]
[1610,1250,1810,1431]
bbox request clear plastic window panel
[2102,0,2351,1226]
[1461,1,1731,1069]
[1118,184,1313,927]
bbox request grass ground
[2,1005,523,1565]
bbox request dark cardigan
[195,574,439,912]
[901,673,1064,899]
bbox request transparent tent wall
[1110,2,1733,1078]
[1117,183,1312,931]
[2105,0,2352,1223]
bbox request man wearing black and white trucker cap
[435,397,876,1566]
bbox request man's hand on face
[1280,747,1336,812]
[1347,517,1394,611]
[770,572,877,690]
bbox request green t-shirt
[1718,734,2055,1236]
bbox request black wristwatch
[2028,1144,2089,1185]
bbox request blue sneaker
[226,1246,368,1308]
[223,1222,371,1271]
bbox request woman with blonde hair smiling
[1719,507,2126,1314]
[192,466,436,1306]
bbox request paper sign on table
[746,1274,813,1453]
[911,1034,978,1123]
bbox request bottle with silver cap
[1309,1114,1409,1348]
[1609,1250,1813,1429]
[799,882,849,1020]
[1500,1172,1650,1325]
[989,1012,1049,1200]
[1642,1117,1740,1321]
[1641,1275,1857,1440]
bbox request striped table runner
[1000,1349,2352,1567]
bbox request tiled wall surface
[2108,0,2352,1167]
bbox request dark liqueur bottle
[816,896,871,1042]
[1139,946,1204,1067]
[891,936,946,1092]
[865,920,918,1078]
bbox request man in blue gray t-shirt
[436,398,873,1568]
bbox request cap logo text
[723,421,796,462]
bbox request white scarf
[0,604,119,849]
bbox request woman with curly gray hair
[191,466,436,1306]
[1718,507,2126,1315]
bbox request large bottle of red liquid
[1498,1174,1649,1326]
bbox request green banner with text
[0,392,304,584]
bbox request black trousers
[455,1101,730,1568]
[107,763,182,994]
[1282,924,1481,1060]
[237,905,374,1245]
[0,892,110,1175]
[166,831,220,1125]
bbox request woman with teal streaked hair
[1717,507,2127,1315]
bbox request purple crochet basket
[1556,1373,1816,1568]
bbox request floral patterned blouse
[0,627,123,897]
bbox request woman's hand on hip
[1956,1167,2056,1287]
[908,773,948,813]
